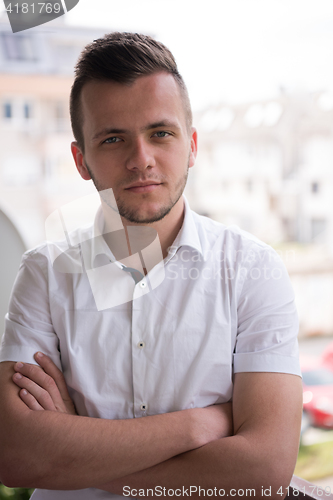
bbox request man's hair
[70,32,192,151]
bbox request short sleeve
[233,244,301,377]
[0,250,62,369]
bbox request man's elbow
[255,446,298,498]
[0,442,38,488]
[0,422,48,488]
[0,468,32,489]
[0,456,52,489]
[233,432,299,497]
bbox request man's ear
[188,127,198,169]
[71,142,91,181]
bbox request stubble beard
[84,156,190,224]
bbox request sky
[2,0,333,110]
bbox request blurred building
[0,14,104,248]
[0,15,108,336]
[190,90,333,249]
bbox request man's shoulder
[191,209,273,259]
[22,223,93,272]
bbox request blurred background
[1,0,333,496]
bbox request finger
[12,372,57,411]
[14,360,76,415]
[33,353,72,404]
[14,363,63,410]
[19,388,45,411]
[14,361,62,405]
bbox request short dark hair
[70,32,192,152]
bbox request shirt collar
[88,207,117,269]
[165,195,203,262]
[86,195,203,269]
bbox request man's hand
[12,352,76,415]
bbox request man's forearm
[0,362,232,490]
[1,403,203,489]
[99,432,293,499]
[99,372,303,500]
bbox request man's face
[71,72,197,224]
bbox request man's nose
[125,138,156,171]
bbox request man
[0,32,302,499]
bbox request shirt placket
[132,276,150,417]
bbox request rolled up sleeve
[0,249,61,370]
[233,245,301,377]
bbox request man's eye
[154,131,170,138]
[104,137,121,144]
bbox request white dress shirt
[0,196,301,500]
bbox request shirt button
[138,341,145,349]
[140,403,148,411]
[139,281,147,288]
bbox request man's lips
[125,182,162,193]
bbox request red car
[302,364,333,429]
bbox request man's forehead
[80,73,186,135]
[81,72,182,104]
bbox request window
[1,33,37,61]
[24,103,32,119]
[55,102,69,132]
[55,102,65,121]
[3,102,12,119]
[282,218,296,242]
[311,182,319,193]
[303,368,333,386]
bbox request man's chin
[120,210,170,225]
[118,202,173,225]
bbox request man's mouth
[125,181,162,193]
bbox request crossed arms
[0,353,303,498]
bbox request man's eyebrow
[146,120,180,130]
[92,120,181,141]
[92,128,126,141]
